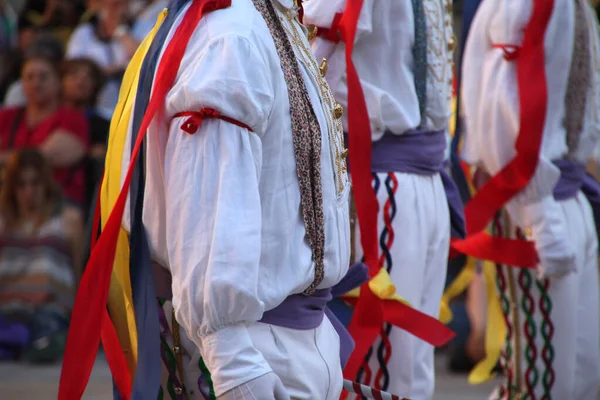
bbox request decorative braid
[373,173,399,391]
[493,217,515,399]
[375,324,393,390]
[159,334,181,399]
[357,173,382,391]
[198,357,216,400]
[518,267,539,398]
[536,278,555,398]
[358,346,375,398]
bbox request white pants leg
[247,316,343,400]
[352,172,450,400]
[160,301,342,399]
[492,192,600,400]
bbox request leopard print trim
[251,0,325,294]
[564,0,591,158]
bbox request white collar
[274,0,295,10]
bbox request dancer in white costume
[303,1,458,399]
[101,0,362,398]
[461,0,600,398]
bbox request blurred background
[0,0,599,398]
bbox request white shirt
[66,21,131,120]
[461,0,600,269]
[118,0,350,395]
[303,0,454,140]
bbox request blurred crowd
[0,0,166,363]
[0,0,598,373]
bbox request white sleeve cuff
[199,323,272,397]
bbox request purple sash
[153,262,369,367]
[370,130,466,238]
[553,159,600,253]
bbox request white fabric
[118,0,350,396]
[352,172,450,400]
[460,0,600,278]
[491,194,600,400]
[303,0,454,139]
[159,301,343,400]
[66,22,131,119]
[219,372,289,400]
[2,80,24,107]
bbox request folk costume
[58,0,372,399]
[303,1,462,399]
[461,0,600,398]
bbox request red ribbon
[450,0,554,268]
[58,1,231,399]
[334,0,455,385]
[174,110,254,134]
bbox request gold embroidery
[279,10,348,195]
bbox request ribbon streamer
[343,379,409,400]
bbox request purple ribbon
[370,130,466,238]
[553,159,600,253]
[153,262,370,368]
[0,316,29,360]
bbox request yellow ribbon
[344,268,412,306]
[440,256,478,323]
[468,261,506,384]
[101,9,168,375]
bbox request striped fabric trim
[536,278,555,397]
[373,173,399,391]
[0,231,74,319]
[493,218,557,399]
[493,217,516,399]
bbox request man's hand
[218,373,290,400]
[507,197,577,280]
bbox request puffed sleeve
[461,0,577,277]
[163,34,274,396]
[303,0,374,93]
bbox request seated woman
[0,149,77,363]
[66,0,141,119]
[62,57,109,211]
[0,47,90,209]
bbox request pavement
[0,353,498,399]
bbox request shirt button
[174,387,183,395]
[334,104,344,120]
[320,58,329,77]
[307,25,318,41]
[448,38,456,51]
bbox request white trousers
[159,301,343,399]
[352,172,450,400]
[491,192,600,400]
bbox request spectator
[0,0,17,53]
[0,0,19,103]
[79,0,103,24]
[0,149,77,363]
[61,58,109,211]
[17,0,80,46]
[0,48,90,210]
[3,34,64,107]
[66,0,140,119]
